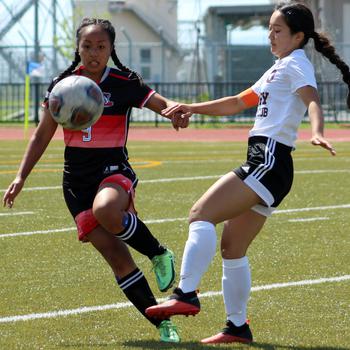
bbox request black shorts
[233,136,293,216]
[63,159,137,218]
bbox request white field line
[288,217,329,222]
[2,185,62,192]
[274,204,350,214]
[0,227,76,238]
[0,211,34,217]
[0,274,349,324]
[1,169,350,193]
[1,203,350,238]
[143,217,187,224]
[141,175,220,184]
[295,169,350,174]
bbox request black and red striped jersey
[43,66,155,168]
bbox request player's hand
[171,112,190,130]
[3,178,24,208]
[162,104,192,131]
[162,104,192,118]
[311,135,336,156]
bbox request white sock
[178,221,217,293]
[222,256,251,326]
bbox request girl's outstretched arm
[3,109,58,208]
[298,85,336,156]
[162,88,258,118]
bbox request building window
[140,66,151,80]
[140,48,151,63]
[109,1,126,12]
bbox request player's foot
[158,320,180,343]
[201,320,253,344]
[146,287,200,319]
[151,249,175,292]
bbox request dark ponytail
[312,32,350,108]
[277,2,350,108]
[54,50,81,84]
[110,47,143,84]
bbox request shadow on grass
[250,343,350,350]
[123,340,350,350]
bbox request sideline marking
[0,274,348,323]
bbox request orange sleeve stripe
[238,88,259,108]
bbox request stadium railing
[0,81,349,125]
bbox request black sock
[117,268,162,327]
[117,212,166,259]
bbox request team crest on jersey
[103,92,114,107]
[267,69,277,83]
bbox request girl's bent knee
[93,205,124,233]
[189,205,209,223]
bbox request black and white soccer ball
[48,75,104,130]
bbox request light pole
[121,27,132,68]
[52,0,58,75]
[18,31,28,77]
[34,0,40,125]
[158,26,165,82]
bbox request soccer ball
[48,75,104,130]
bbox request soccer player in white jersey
[145,1,350,344]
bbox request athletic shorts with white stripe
[233,136,293,217]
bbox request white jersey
[250,49,317,147]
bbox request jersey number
[82,127,92,142]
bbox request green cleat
[158,320,180,343]
[151,249,175,292]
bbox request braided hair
[55,18,142,85]
[276,1,350,108]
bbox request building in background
[198,0,350,83]
[0,0,350,84]
[202,4,274,83]
[74,0,181,82]
[1,0,349,123]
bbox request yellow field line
[0,159,162,174]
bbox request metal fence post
[154,82,159,127]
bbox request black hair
[55,18,143,84]
[276,1,350,108]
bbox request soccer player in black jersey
[3,18,189,343]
